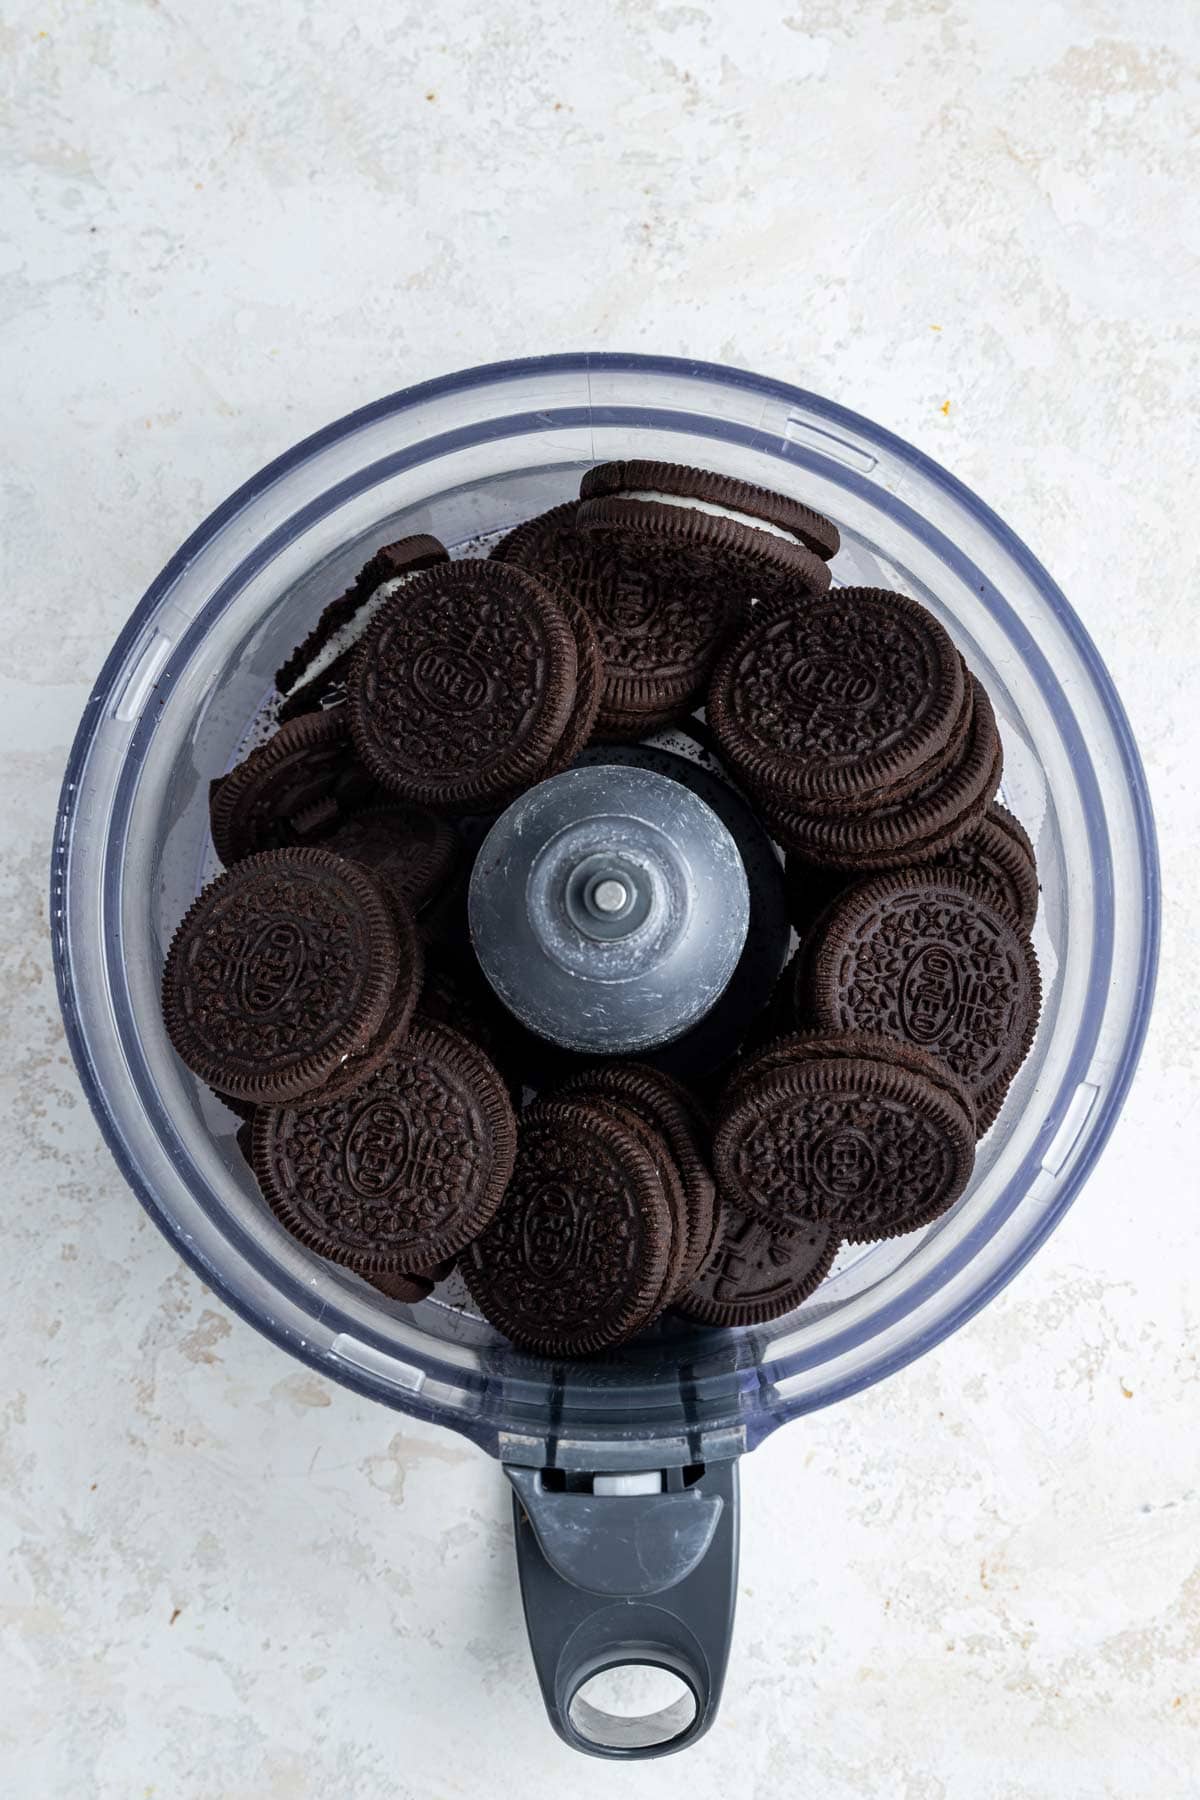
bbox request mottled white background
[2,0,1198,1794]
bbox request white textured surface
[2,1,1198,1793]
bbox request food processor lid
[467,763,751,1054]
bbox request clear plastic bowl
[52,354,1159,1475]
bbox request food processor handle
[504,1457,739,1759]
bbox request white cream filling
[619,488,801,546]
[293,573,418,690]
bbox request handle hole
[568,1663,698,1751]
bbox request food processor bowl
[51,354,1158,1758]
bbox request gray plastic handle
[504,1459,739,1758]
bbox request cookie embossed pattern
[804,869,1043,1123]
[496,498,747,734]
[254,1019,516,1276]
[349,561,579,811]
[161,847,401,1104]
[708,587,966,807]
[464,1099,674,1357]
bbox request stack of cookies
[465,1067,719,1355]
[707,589,1001,871]
[161,844,516,1303]
[161,459,1042,1353]
[495,461,838,737]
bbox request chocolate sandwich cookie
[536,583,604,774]
[494,500,759,738]
[252,1018,517,1275]
[714,1052,976,1241]
[764,658,977,821]
[804,868,1041,1124]
[582,1098,691,1312]
[348,561,578,813]
[783,794,1037,932]
[557,1063,717,1292]
[276,534,449,721]
[674,1200,838,1327]
[930,801,1038,932]
[578,460,838,579]
[162,847,400,1104]
[463,1099,673,1356]
[210,710,377,867]
[295,882,424,1104]
[720,1026,978,1137]
[761,676,1001,871]
[322,804,460,915]
[645,1065,714,1147]
[708,589,966,812]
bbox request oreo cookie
[252,1018,517,1274]
[766,660,977,822]
[294,881,424,1104]
[674,1201,838,1327]
[714,1049,976,1241]
[930,801,1038,932]
[209,710,377,867]
[578,460,837,582]
[463,1098,673,1356]
[556,1063,717,1292]
[276,534,449,721]
[494,498,755,738]
[784,795,1038,935]
[720,1025,976,1127]
[162,847,400,1104]
[583,1098,691,1310]
[804,869,1041,1125]
[348,561,578,813]
[537,583,604,774]
[708,589,966,811]
[760,676,1001,870]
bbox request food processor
[51,354,1159,1759]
